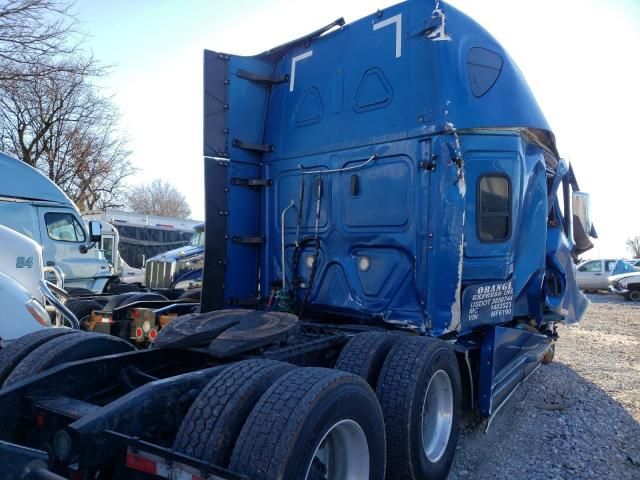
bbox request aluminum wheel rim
[421,369,454,463]
[304,419,370,480]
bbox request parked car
[575,258,618,290]
[608,261,640,300]
[627,259,640,271]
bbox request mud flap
[478,325,552,417]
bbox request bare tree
[0,58,134,209]
[126,180,192,219]
[0,0,81,82]
[0,0,134,210]
[626,236,640,258]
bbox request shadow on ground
[448,363,640,479]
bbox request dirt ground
[448,293,640,479]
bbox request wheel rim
[421,369,454,463]
[305,419,370,480]
[631,292,640,301]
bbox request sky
[75,0,640,258]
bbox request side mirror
[572,192,594,238]
[572,192,595,255]
[88,221,102,243]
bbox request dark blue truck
[144,223,205,293]
[0,2,595,479]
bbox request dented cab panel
[203,0,590,335]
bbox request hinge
[231,177,273,188]
[232,235,266,245]
[237,69,289,86]
[420,154,437,171]
[232,139,274,153]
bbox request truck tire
[0,329,79,386]
[629,290,640,301]
[229,368,385,480]
[3,332,135,387]
[173,359,294,466]
[65,299,103,329]
[334,331,400,389]
[102,292,168,312]
[107,284,142,295]
[177,289,201,301]
[66,287,94,296]
[377,336,462,480]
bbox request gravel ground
[448,293,640,479]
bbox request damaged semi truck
[0,1,595,479]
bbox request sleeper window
[477,175,511,242]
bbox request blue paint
[478,325,552,416]
[203,1,594,410]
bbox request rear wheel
[107,284,142,295]
[0,329,79,386]
[66,287,94,296]
[173,359,294,466]
[377,336,461,480]
[65,299,103,330]
[334,331,400,389]
[629,290,640,301]
[177,288,201,301]
[3,332,134,387]
[102,292,168,312]
[229,368,385,480]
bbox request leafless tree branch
[126,180,192,219]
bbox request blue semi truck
[0,1,595,479]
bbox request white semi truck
[0,224,78,344]
[0,153,113,293]
[83,209,200,275]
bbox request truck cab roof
[0,152,74,206]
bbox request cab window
[578,260,601,273]
[604,260,616,272]
[44,212,86,242]
[477,174,511,242]
[102,236,114,263]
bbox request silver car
[575,259,617,291]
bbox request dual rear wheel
[173,360,385,480]
[175,332,461,480]
[1,329,460,480]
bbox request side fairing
[202,51,273,312]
